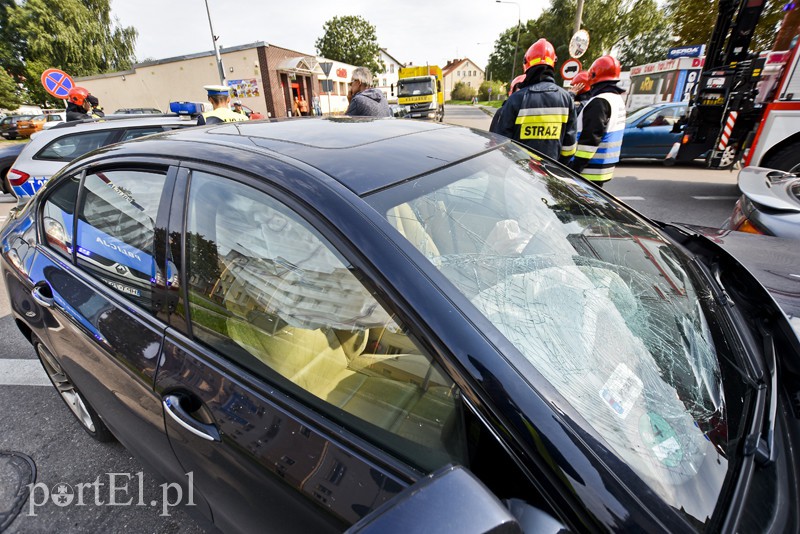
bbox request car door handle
[163,394,220,442]
[31,285,54,308]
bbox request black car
[0,141,26,195]
[0,114,35,140]
[2,118,800,533]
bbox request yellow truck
[396,66,444,121]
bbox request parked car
[40,112,66,131]
[0,142,26,195]
[6,115,197,200]
[2,118,799,533]
[15,114,65,138]
[0,114,35,140]
[723,166,800,238]
[112,107,163,115]
[620,102,687,160]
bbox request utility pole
[496,1,521,91]
[574,0,585,34]
[204,0,226,85]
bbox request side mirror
[346,465,523,534]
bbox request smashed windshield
[367,145,731,526]
[398,79,434,97]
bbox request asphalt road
[0,109,740,532]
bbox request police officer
[65,87,92,122]
[496,39,577,162]
[569,56,627,187]
[197,85,247,125]
[87,94,105,118]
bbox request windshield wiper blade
[743,322,777,466]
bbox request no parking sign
[40,68,75,99]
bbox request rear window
[35,130,117,162]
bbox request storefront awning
[276,56,323,75]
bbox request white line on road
[0,359,50,387]
[691,196,739,200]
[615,196,645,200]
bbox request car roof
[103,118,505,196]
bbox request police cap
[203,85,230,97]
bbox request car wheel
[761,142,800,173]
[34,341,115,442]
[719,145,737,168]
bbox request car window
[183,170,466,471]
[36,130,117,162]
[75,169,167,311]
[120,127,165,142]
[41,175,81,259]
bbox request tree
[451,81,476,101]
[0,69,23,109]
[315,15,385,75]
[667,0,786,60]
[7,0,137,106]
[478,80,505,101]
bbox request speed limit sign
[560,59,582,80]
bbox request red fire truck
[674,2,800,171]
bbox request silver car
[6,115,196,200]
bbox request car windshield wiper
[743,323,777,466]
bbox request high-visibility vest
[575,92,626,183]
[201,107,247,124]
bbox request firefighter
[489,73,526,133]
[569,71,592,114]
[197,85,247,125]
[65,87,92,122]
[568,56,627,187]
[495,38,577,162]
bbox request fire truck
[674,2,800,171]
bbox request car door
[628,106,683,158]
[155,166,470,533]
[26,163,207,506]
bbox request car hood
[678,223,800,337]
[738,166,800,212]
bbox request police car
[7,113,198,201]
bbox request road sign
[319,62,333,77]
[568,30,590,59]
[560,58,582,80]
[41,69,75,99]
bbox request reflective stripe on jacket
[573,91,626,182]
[198,107,247,125]
[496,79,577,160]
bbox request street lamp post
[204,0,226,85]
[496,1,521,92]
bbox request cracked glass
[367,144,733,526]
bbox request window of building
[184,171,466,471]
[390,64,394,74]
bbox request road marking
[0,359,50,387]
[691,196,739,200]
[615,196,645,201]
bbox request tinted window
[184,171,465,471]
[42,175,81,258]
[36,131,117,162]
[76,169,166,310]
[120,127,164,142]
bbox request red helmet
[523,38,556,71]
[508,74,526,95]
[571,71,591,95]
[67,86,90,106]
[589,55,621,84]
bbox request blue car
[620,103,687,160]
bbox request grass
[446,100,504,109]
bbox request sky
[110,0,547,72]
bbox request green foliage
[315,15,385,76]
[488,0,670,83]
[478,80,505,101]
[451,81,476,101]
[5,0,137,106]
[0,69,23,109]
[667,0,785,57]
